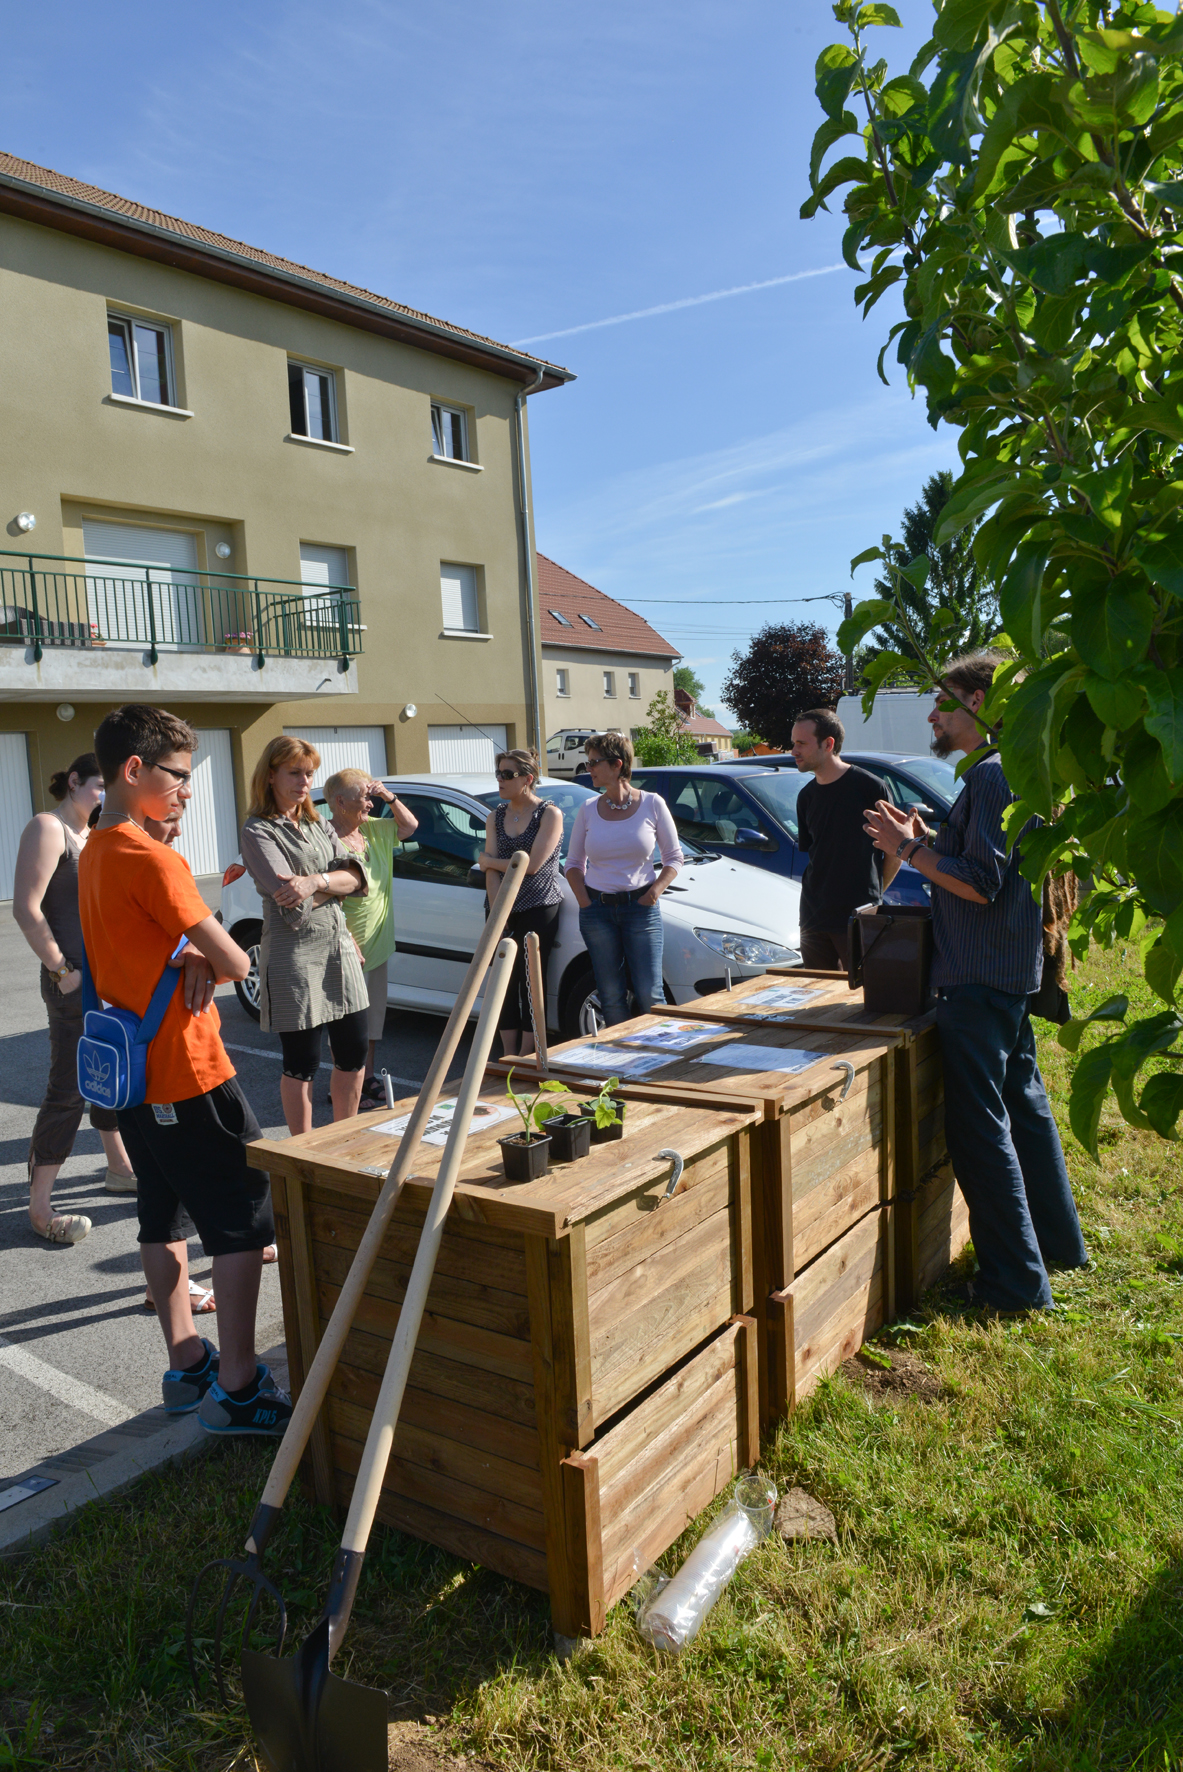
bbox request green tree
[803,0,1183,1151]
[632,689,701,766]
[673,663,715,719]
[868,471,1000,662]
[721,622,845,751]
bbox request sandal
[144,1277,217,1313]
[263,1244,278,1264]
[32,1212,92,1245]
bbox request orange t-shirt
[78,823,235,1105]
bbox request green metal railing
[0,549,363,669]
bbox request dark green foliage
[868,471,1000,662]
[720,622,845,751]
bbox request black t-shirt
[796,765,888,931]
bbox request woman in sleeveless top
[12,753,137,1245]
[479,748,564,1056]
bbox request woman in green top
[325,769,419,1104]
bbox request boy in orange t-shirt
[79,705,292,1439]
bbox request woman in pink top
[565,732,684,1025]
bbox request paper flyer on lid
[740,986,825,1010]
[614,1019,732,1052]
[551,1042,674,1078]
[367,1097,520,1147]
[694,1043,822,1077]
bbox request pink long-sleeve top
[567,791,685,893]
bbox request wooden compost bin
[684,968,971,1312]
[489,1012,899,1427]
[249,1084,763,1638]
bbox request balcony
[0,549,364,703]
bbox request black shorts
[117,1076,273,1256]
[278,1008,369,1081]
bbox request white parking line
[0,1334,126,1427]
[221,1042,422,1092]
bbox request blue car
[626,753,963,907]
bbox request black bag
[848,903,933,1018]
[1028,967,1072,1025]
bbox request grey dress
[240,813,369,1034]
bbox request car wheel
[231,922,263,1022]
[559,961,604,1041]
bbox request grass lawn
[2,945,1181,1772]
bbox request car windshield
[740,771,805,839]
[892,755,964,808]
[473,780,714,863]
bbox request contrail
[513,264,847,345]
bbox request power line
[622,594,841,605]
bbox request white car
[219,773,801,1038]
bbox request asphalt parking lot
[0,881,473,1488]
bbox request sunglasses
[496,769,525,781]
[153,762,192,786]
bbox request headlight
[693,928,801,966]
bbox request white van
[219,773,802,1039]
[545,729,620,778]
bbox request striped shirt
[931,748,1043,995]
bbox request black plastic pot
[546,1114,591,1163]
[586,1097,627,1143]
[498,1133,552,1182]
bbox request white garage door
[172,728,239,878]
[0,734,33,899]
[427,723,507,773]
[82,519,202,648]
[283,725,387,790]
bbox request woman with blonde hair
[239,736,370,1135]
[323,768,418,1103]
[13,752,138,1243]
[479,748,563,1055]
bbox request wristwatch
[50,962,75,984]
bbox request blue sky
[14,0,956,720]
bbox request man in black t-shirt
[791,708,898,970]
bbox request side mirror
[735,828,774,850]
[907,803,936,822]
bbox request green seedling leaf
[1141,1073,1183,1140]
[1058,994,1129,1053]
[850,546,884,574]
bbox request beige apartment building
[0,152,571,889]
[537,555,679,743]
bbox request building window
[289,361,338,441]
[628,672,641,698]
[431,402,469,461]
[579,613,602,630]
[548,608,573,627]
[108,314,175,406]
[441,562,481,632]
[603,671,616,697]
[556,668,570,696]
[299,543,352,625]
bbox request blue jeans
[937,984,1088,1311]
[578,897,664,1026]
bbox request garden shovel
[187,852,528,1701]
[524,927,549,1073]
[240,934,518,1772]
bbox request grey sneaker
[162,1338,219,1413]
[104,1168,138,1195]
[198,1364,293,1438]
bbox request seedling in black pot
[585,1076,626,1143]
[498,1069,568,1181]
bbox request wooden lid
[247,1085,761,1238]
[675,972,936,1042]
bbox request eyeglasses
[153,762,192,786]
[495,769,524,781]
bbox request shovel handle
[338,938,518,1565]
[246,852,528,1546]
[525,929,548,1074]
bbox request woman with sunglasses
[479,749,563,1056]
[564,731,683,1025]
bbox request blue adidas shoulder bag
[77,948,183,1111]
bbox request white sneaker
[104,1168,137,1194]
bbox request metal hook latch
[655,1148,685,1205]
[830,1061,856,1102]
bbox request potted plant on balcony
[497,1070,570,1182]
[88,622,106,649]
[219,630,254,655]
[583,1077,626,1144]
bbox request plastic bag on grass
[633,1473,776,1653]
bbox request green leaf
[838,598,897,653]
[1126,807,1183,916]
[815,43,858,120]
[1145,178,1183,206]
[999,541,1051,656]
[1144,667,1183,783]
[857,2,902,24]
[1124,727,1177,815]
[858,649,916,712]
[1140,1072,1183,1139]
[1144,927,1183,1006]
[933,0,1000,54]
[810,110,860,186]
[800,155,872,219]
[850,546,884,574]
[899,554,930,590]
[1005,232,1089,296]
[1002,665,1076,819]
[1109,1011,1183,1083]
[1136,527,1183,596]
[930,470,1015,543]
[974,74,1069,201]
[1069,1042,1114,1159]
[1069,574,1156,681]
[1058,994,1129,1054]
[1083,673,1144,731]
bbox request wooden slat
[730,1313,760,1470]
[330,1330,536,1426]
[734,1130,754,1316]
[332,1470,549,1594]
[312,1237,530,1339]
[326,1395,543,1512]
[317,1278,533,1382]
[790,1146,883,1272]
[583,1159,731,1293]
[560,1453,605,1637]
[332,1424,547,1550]
[278,1168,334,1507]
[305,1195,528,1294]
[785,1206,889,1402]
[328,1361,539,1468]
[592,1324,744,1490]
[525,1232,579,1637]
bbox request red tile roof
[537,555,680,659]
[0,151,572,386]
[682,713,733,739]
